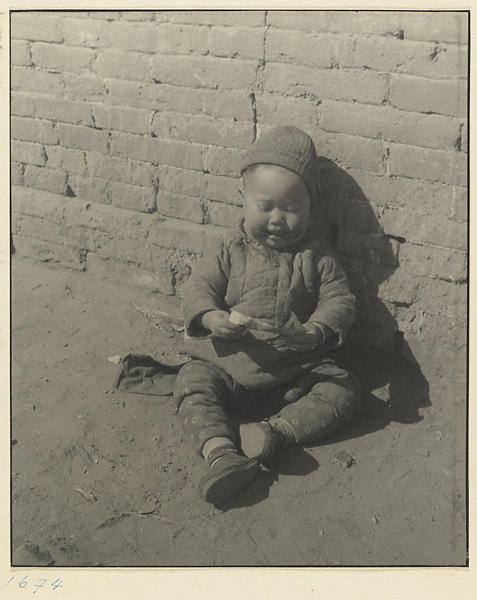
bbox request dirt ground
[11,254,467,567]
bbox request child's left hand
[285,323,325,351]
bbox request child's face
[240,164,311,250]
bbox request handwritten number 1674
[6,576,63,592]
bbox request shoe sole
[239,423,273,461]
[201,460,260,505]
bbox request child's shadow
[313,157,431,440]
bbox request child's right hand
[200,310,246,338]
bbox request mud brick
[11,117,59,145]
[149,219,225,255]
[16,213,96,252]
[12,186,67,222]
[35,97,94,126]
[320,101,461,151]
[372,265,467,323]
[399,242,467,282]
[157,166,206,199]
[202,89,254,121]
[11,40,32,66]
[338,36,467,80]
[67,175,111,204]
[62,196,154,241]
[266,29,334,68]
[92,103,152,135]
[266,10,467,44]
[12,235,85,271]
[203,147,245,177]
[369,265,419,306]
[12,67,65,96]
[12,140,46,167]
[150,55,260,91]
[151,113,254,149]
[11,13,63,42]
[63,17,110,47]
[103,21,159,53]
[87,253,173,295]
[379,208,467,251]
[264,62,388,105]
[451,187,468,222]
[347,170,453,217]
[31,43,94,75]
[208,26,264,60]
[390,75,467,118]
[155,23,209,55]
[158,166,240,204]
[110,182,157,213]
[11,163,24,186]
[256,92,322,129]
[58,123,109,154]
[86,153,158,187]
[413,277,467,321]
[311,131,385,174]
[93,230,152,267]
[11,92,35,118]
[208,202,242,228]
[388,145,467,187]
[328,197,382,235]
[94,50,151,81]
[202,173,242,205]
[156,191,204,224]
[337,230,400,266]
[46,147,87,176]
[110,132,203,171]
[105,79,203,114]
[158,10,266,26]
[64,73,108,102]
[23,165,67,195]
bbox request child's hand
[200,310,246,338]
[285,322,326,351]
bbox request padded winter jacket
[182,221,355,389]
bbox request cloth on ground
[113,353,190,396]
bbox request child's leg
[174,360,259,504]
[174,359,238,453]
[240,362,361,460]
[276,362,361,445]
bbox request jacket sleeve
[307,253,356,345]
[182,238,231,338]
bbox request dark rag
[113,353,189,396]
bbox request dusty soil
[11,255,467,567]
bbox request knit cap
[239,125,320,205]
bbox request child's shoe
[199,449,260,505]
[239,421,287,462]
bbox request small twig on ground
[72,486,97,502]
[138,513,183,527]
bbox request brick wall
[10,10,468,382]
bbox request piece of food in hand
[229,310,259,329]
[229,310,306,336]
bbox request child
[174,126,361,505]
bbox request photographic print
[9,8,468,570]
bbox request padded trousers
[174,359,361,455]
